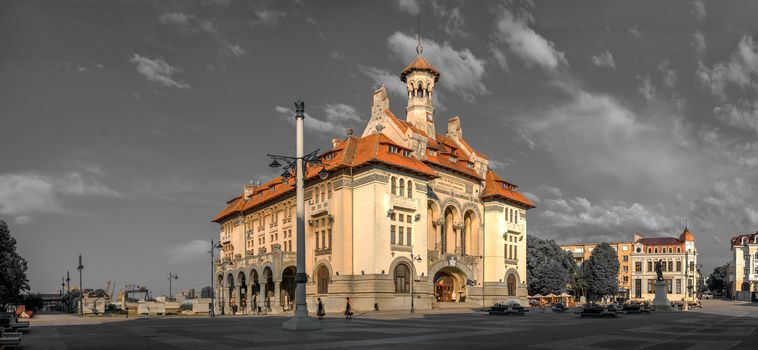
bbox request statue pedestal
[652,280,670,310]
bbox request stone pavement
[18,300,758,349]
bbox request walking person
[317,298,325,320]
[344,297,353,319]
[251,294,258,315]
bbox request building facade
[630,229,698,302]
[211,47,534,314]
[561,242,633,298]
[728,230,758,300]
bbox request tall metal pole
[283,100,320,330]
[210,240,215,317]
[77,254,84,316]
[66,270,71,293]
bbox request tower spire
[416,15,423,56]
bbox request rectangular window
[676,279,681,294]
[635,279,642,298]
[647,261,652,272]
[398,227,404,245]
[623,266,628,272]
[407,215,412,223]
[635,262,642,272]
[623,255,629,262]
[667,280,672,294]
[398,214,404,222]
[668,261,673,272]
[647,279,653,293]
[623,276,629,282]
[676,261,682,272]
[390,225,396,245]
[328,229,332,249]
[406,227,412,246]
[622,245,629,251]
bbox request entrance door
[435,275,454,302]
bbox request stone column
[273,280,282,312]
[436,221,443,252]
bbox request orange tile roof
[212,133,437,223]
[384,109,428,137]
[480,170,535,208]
[636,237,683,245]
[730,230,758,246]
[422,134,483,180]
[400,56,440,82]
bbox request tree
[0,220,30,309]
[584,242,619,301]
[707,263,729,294]
[201,286,213,298]
[526,235,573,295]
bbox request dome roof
[679,228,695,241]
[400,56,440,82]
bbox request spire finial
[416,15,423,56]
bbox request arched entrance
[237,271,247,310]
[226,274,235,307]
[263,267,274,299]
[507,273,517,296]
[443,206,459,254]
[281,266,296,309]
[434,267,467,302]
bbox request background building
[211,46,534,314]
[561,242,633,299]
[728,230,758,300]
[630,229,698,302]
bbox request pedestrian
[317,298,325,320]
[344,297,353,319]
[251,294,258,315]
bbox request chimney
[633,234,641,243]
[331,137,343,149]
[243,182,256,199]
[447,116,461,140]
[372,85,389,119]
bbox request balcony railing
[315,248,332,256]
[310,201,329,217]
[391,195,417,211]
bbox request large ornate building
[211,46,534,313]
[728,230,758,300]
[630,229,698,302]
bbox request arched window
[394,263,410,293]
[399,179,405,197]
[314,187,320,203]
[677,247,681,253]
[507,273,517,296]
[407,180,413,198]
[391,177,397,195]
[654,248,658,253]
[317,265,329,294]
[327,183,332,199]
[668,248,672,253]
[515,210,518,224]
[647,248,652,253]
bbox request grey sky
[2,0,757,295]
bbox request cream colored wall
[732,244,758,292]
[483,203,506,283]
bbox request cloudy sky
[2,0,758,294]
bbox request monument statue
[655,259,664,281]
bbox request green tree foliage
[706,263,729,293]
[0,220,30,308]
[584,242,619,300]
[526,235,575,295]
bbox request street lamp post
[410,253,422,313]
[77,254,84,316]
[208,240,222,317]
[167,273,179,301]
[276,101,326,331]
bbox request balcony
[315,247,332,256]
[505,222,525,233]
[220,233,231,244]
[391,195,417,211]
[310,201,329,217]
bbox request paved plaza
[19,300,758,350]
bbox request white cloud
[225,44,246,57]
[691,30,706,56]
[697,35,758,98]
[691,0,706,22]
[129,54,190,89]
[274,103,361,136]
[159,12,192,26]
[0,172,119,223]
[637,75,656,103]
[713,100,758,134]
[250,10,285,27]
[488,159,514,171]
[431,2,467,38]
[395,0,419,15]
[387,32,488,102]
[628,23,643,39]
[360,65,408,97]
[492,6,566,72]
[489,44,509,72]
[168,240,210,263]
[590,50,615,69]
[658,61,677,88]
[330,50,343,59]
